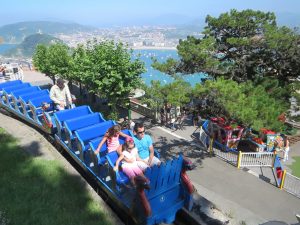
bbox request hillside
[3,33,62,57]
[0,21,95,43]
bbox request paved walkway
[22,71,300,225]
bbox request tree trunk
[68,80,73,91]
[79,82,82,95]
[92,93,96,103]
[52,75,56,85]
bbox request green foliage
[154,9,300,89]
[82,40,145,112]
[141,79,191,111]
[33,39,145,117]
[141,81,165,109]
[163,79,191,107]
[194,78,288,131]
[33,43,71,83]
[33,44,51,76]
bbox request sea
[0,44,206,86]
[133,49,206,87]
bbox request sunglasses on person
[137,130,145,134]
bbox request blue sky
[1,0,299,27]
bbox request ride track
[0,80,202,225]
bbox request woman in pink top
[94,125,130,155]
[114,137,146,186]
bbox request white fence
[212,148,238,166]
[239,152,275,168]
[283,172,300,198]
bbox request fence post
[209,138,214,156]
[272,151,277,168]
[237,151,242,168]
[279,170,287,190]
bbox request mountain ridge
[2,33,62,57]
[0,21,95,44]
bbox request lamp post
[128,88,145,120]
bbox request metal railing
[283,172,300,198]
[239,152,275,168]
[212,147,239,166]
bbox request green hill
[0,21,94,43]
[3,33,62,57]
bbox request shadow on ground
[0,131,114,225]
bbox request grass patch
[0,128,114,225]
[288,156,300,178]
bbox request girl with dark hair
[94,125,131,155]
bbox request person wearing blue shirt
[132,123,161,170]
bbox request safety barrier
[130,99,156,120]
[212,147,238,166]
[238,152,275,168]
[282,171,300,198]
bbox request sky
[1,0,300,27]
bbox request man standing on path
[50,78,73,111]
[132,123,161,170]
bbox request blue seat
[11,86,41,110]
[64,112,106,149]
[89,138,108,166]
[0,80,22,90]
[106,151,130,186]
[74,120,116,162]
[1,83,31,105]
[28,95,53,122]
[143,155,186,225]
[54,105,93,139]
[1,83,31,94]
[19,90,49,116]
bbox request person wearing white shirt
[50,78,73,111]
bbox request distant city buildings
[54,26,202,49]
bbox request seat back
[11,86,41,98]
[0,80,22,89]
[64,113,106,134]
[145,155,183,197]
[143,155,185,224]
[2,83,31,94]
[29,95,52,108]
[75,120,115,144]
[106,151,129,185]
[19,90,50,116]
[19,90,49,103]
[11,86,41,108]
[54,105,93,138]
